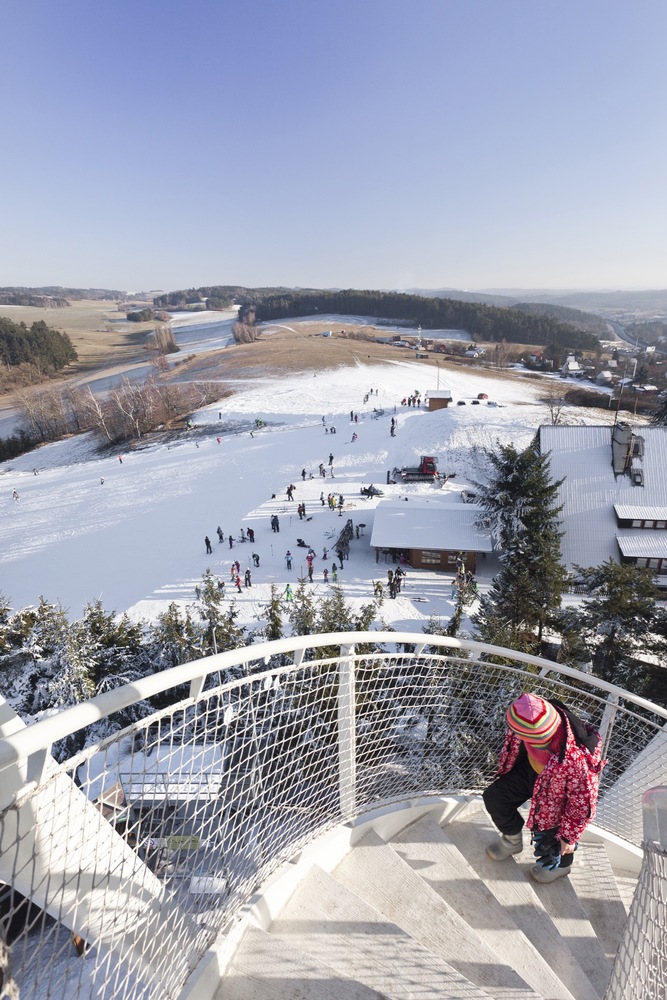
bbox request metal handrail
[1,632,665,776]
[0,632,665,1000]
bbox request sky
[0,312,627,624]
[2,0,667,293]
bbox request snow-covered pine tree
[262,585,284,642]
[192,570,247,658]
[0,592,11,654]
[80,599,148,690]
[473,441,569,653]
[651,394,667,426]
[148,601,203,669]
[563,559,667,700]
[287,580,318,638]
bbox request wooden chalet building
[369,498,493,572]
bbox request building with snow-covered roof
[539,422,667,579]
[425,389,452,410]
[369,498,493,572]
[560,356,582,377]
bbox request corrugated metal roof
[614,504,667,521]
[540,424,667,571]
[616,534,667,559]
[369,499,493,552]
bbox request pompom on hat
[507,693,561,748]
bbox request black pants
[482,755,573,867]
[483,752,536,836]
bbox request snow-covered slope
[0,323,629,631]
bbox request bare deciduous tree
[540,384,567,425]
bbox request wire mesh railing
[604,786,667,1000]
[0,632,665,999]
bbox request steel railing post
[338,643,356,818]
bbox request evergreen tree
[651,394,667,426]
[25,597,71,662]
[563,560,666,698]
[473,442,569,652]
[0,592,11,653]
[48,620,96,708]
[79,599,147,688]
[262,585,284,641]
[287,580,318,638]
[313,586,379,657]
[446,585,466,637]
[193,570,246,656]
[148,602,203,669]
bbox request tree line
[152,284,603,351]
[153,285,319,312]
[250,289,601,351]
[513,301,610,337]
[0,317,77,372]
[0,576,380,760]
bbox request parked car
[471,399,480,405]
[457,400,466,406]
[477,393,488,399]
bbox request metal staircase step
[391,813,578,1000]
[332,828,540,1000]
[218,924,389,1000]
[512,851,612,997]
[270,862,501,1000]
[445,810,602,1000]
[568,842,633,963]
[611,874,638,913]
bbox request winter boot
[486,831,523,861]
[530,862,572,883]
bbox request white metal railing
[604,787,667,1000]
[0,632,665,999]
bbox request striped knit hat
[506,693,561,748]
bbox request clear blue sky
[2,0,666,293]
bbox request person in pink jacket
[483,692,605,883]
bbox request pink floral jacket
[495,710,606,844]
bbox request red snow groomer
[393,456,443,482]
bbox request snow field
[0,318,629,634]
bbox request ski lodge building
[369,498,493,572]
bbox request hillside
[0,310,639,623]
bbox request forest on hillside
[513,302,610,337]
[251,289,602,351]
[154,285,602,351]
[0,317,77,372]
[153,285,313,312]
[0,286,124,306]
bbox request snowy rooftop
[540,424,667,571]
[614,503,667,521]
[370,499,493,553]
[616,534,667,559]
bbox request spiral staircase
[213,800,637,1000]
[0,634,665,1000]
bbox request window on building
[421,550,442,565]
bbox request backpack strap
[550,699,601,756]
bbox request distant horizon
[3,281,667,298]
[2,1,666,293]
